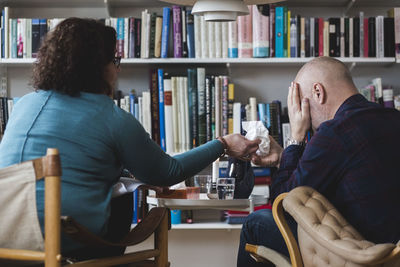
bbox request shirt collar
[333,94,367,120]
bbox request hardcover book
[253,4,270,57]
[161,7,171,58]
[238,5,252,58]
[172,5,182,58]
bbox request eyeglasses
[112,56,121,68]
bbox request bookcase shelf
[171,222,242,230]
[0,57,396,67]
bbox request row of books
[0,97,14,138]
[0,7,63,58]
[359,77,400,110]
[113,68,287,155]
[106,6,400,59]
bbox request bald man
[237,57,400,267]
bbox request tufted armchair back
[283,186,399,267]
[246,186,400,267]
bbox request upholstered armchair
[246,186,400,267]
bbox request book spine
[363,18,369,57]
[376,16,384,58]
[283,7,288,57]
[164,77,174,154]
[154,16,162,58]
[340,17,345,57]
[186,11,195,58]
[25,19,32,58]
[290,18,297,57]
[205,76,212,141]
[129,18,135,58]
[228,21,238,58]
[214,76,221,137]
[149,13,156,58]
[394,8,400,60]
[116,18,124,57]
[368,17,376,57]
[197,68,206,145]
[222,76,229,136]
[4,7,8,58]
[200,16,208,58]
[135,18,141,58]
[182,77,190,151]
[145,13,151,58]
[353,17,360,57]
[194,15,202,58]
[171,77,179,152]
[253,4,269,58]
[215,22,222,58]
[181,8,188,58]
[222,22,229,58]
[208,21,215,58]
[158,69,166,151]
[124,17,129,58]
[275,7,284,57]
[323,21,329,56]
[314,18,319,57]
[172,5,182,58]
[233,102,241,134]
[17,19,23,58]
[349,18,353,57]
[11,19,17,58]
[161,7,171,58]
[300,17,305,57]
[318,18,324,57]
[188,68,198,147]
[384,18,395,57]
[140,12,146,58]
[345,18,349,57]
[305,17,310,57]
[258,103,266,127]
[310,17,315,57]
[270,5,275,57]
[228,83,234,134]
[287,10,291,57]
[150,69,160,145]
[360,12,364,57]
[238,5,252,58]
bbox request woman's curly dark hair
[32,18,116,96]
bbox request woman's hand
[221,134,261,160]
[251,135,283,167]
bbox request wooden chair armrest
[272,193,303,267]
[61,207,171,248]
[245,243,291,267]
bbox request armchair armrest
[61,207,170,248]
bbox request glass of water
[216,178,235,200]
[194,175,212,193]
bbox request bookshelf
[1,1,399,267]
[0,57,396,66]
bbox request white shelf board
[171,222,242,230]
[131,222,242,230]
[0,57,396,67]
[0,0,105,8]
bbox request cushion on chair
[0,161,44,251]
[283,186,395,266]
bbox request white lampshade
[160,0,286,21]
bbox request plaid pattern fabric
[271,94,400,244]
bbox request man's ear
[312,83,326,104]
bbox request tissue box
[156,187,200,199]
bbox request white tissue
[242,121,270,156]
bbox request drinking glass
[216,178,235,200]
[194,175,212,193]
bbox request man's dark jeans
[237,209,298,267]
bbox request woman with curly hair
[0,18,260,257]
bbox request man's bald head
[295,57,356,95]
[294,57,359,130]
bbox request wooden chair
[245,186,400,267]
[0,148,170,267]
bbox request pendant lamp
[159,0,286,21]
